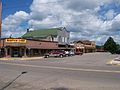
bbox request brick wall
[26,40,59,49]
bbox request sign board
[5,39,27,43]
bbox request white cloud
[105,10,116,20]
[62,0,113,11]
[2,11,29,30]
[110,14,120,31]
[2,27,26,38]
[2,11,29,37]
[28,16,61,29]
[2,0,120,44]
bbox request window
[58,36,62,42]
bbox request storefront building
[0,27,73,58]
[0,38,73,58]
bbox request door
[11,47,20,57]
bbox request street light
[0,71,27,90]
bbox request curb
[0,57,44,61]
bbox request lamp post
[0,71,27,90]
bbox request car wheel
[59,55,63,58]
[45,55,49,58]
[66,54,69,57]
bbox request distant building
[96,45,105,52]
[22,27,70,44]
[74,40,96,53]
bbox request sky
[2,0,120,45]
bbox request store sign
[5,39,27,43]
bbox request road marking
[1,62,120,73]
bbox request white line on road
[1,62,120,73]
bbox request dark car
[116,49,120,54]
[44,50,66,58]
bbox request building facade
[0,27,73,58]
[74,40,96,53]
[22,27,70,44]
[0,38,73,58]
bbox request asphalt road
[0,52,120,90]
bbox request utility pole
[0,0,2,48]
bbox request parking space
[1,52,118,70]
[43,52,118,67]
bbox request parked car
[65,51,69,56]
[107,57,120,65]
[112,57,120,65]
[75,52,83,55]
[44,50,66,58]
[69,50,75,56]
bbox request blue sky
[98,2,120,20]
[2,0,32,19]
[2,0,120,45]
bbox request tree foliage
[104,37,117,54]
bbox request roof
[74,40,92,45]
[1,38,58,43]
[22,28,59,38]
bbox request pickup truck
[44,50,66,58]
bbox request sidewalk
[0,57,44,61]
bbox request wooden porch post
[23,48,27,57]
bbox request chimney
[27,29,29,32]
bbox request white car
[112,57,120,65]
[69,51,75,56]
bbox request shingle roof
[22,28,59,38]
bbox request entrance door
[11,47,20,57]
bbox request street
[0,52,120,90]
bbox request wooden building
[74,40,96,53]
[22,27,70,44]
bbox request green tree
[104,37,117,54]
[116,44,120,49]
